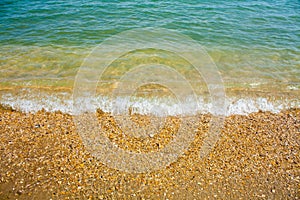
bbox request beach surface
[1,1,300,199]
[0,107,299,199]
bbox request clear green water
[0,0,299,114]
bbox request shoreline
[0,87,299,117]
[0,107,299,199]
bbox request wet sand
[0,106,299,199]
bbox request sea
[0,0,299,116]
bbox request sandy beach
[0,106,299,199]
[1,0,300,199]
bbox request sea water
[0,0,299,115]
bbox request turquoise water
[0,0,299,114]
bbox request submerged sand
[0,107,299,199]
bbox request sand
[0,106,299,199]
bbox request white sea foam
[0,90,299,116]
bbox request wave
[0,89,298,116]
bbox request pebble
[0,107,299,199]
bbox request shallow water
[0,0,299,115]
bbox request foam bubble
[0,90,299,116]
